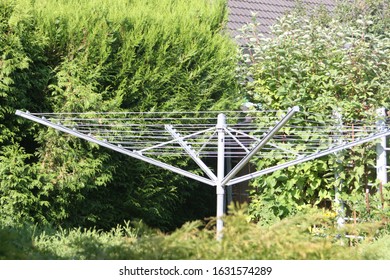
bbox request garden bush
[238,0,390,221]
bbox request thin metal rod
[15,110,215,186]
[227,128,390,186]
[222,106,300,186]
[224,127,250,153]
[196,130,217,156]
[227,128,302,156]
[166,125,217,182]
[139,126,214,153]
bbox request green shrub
[360,235,390,259]
[237,0,390,219]
[3,206,390,260]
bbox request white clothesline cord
[24,109,388,158]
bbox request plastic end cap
[292,106,300,112]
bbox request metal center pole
[216,113,226,240]
[333,110,345,228]
[376,108,388,187]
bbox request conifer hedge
[0,0,240,230]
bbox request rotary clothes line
[16,107,390,238]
